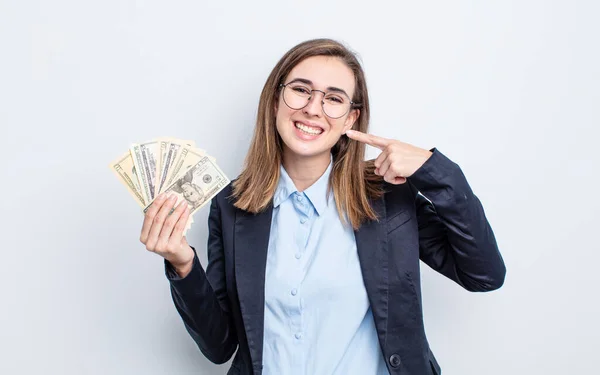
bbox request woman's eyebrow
[286,77,350,97]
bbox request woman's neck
[282,150,331,192]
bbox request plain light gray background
[1,1,598,374]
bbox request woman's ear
[342,109,360,134]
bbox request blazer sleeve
[407,148,506,292]
[163,195,238,364]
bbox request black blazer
[164,148,506,375]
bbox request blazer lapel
[234,205,273,371]
[355,195,389,348]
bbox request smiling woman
[233,41,382,230]
[139,38,506,375]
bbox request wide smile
[293,120,324,140]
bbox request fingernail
[157,193,166,200]
[169,194,177,201]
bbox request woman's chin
[283,141,332,159]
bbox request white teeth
[295,122,323,135]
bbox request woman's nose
[303,92,324,117]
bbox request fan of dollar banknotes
[109,138,230,233]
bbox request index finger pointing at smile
[345,130,391,150]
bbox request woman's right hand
[140,192,194,277]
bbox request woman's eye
[293,86,310,94]
[326,95,343,104]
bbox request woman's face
[275,56,359,160]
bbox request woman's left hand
[345,129,433,185]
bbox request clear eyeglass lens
[283,83,350,119]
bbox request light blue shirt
[262,158,389,375]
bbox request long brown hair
[232,38,384,229]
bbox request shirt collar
[273,164,296,209]
[273,155,333,216]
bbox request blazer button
[389,354,401,368]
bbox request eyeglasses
[279,82,356,119]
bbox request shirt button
[295,333,302,340]
[297,195,303,202]
[291,288,297,296]
[295,253,302,259]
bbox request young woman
[139,38,506,375]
